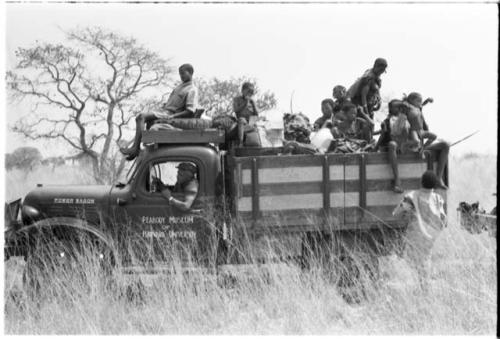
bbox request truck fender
[17,217,114,252]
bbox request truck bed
[228,150,447,233]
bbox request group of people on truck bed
[120,59,449,194]
[305,57,449,192]
[118,61,449,290]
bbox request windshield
[114,157,139,185]
[126,157,139,183]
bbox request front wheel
[22,230,116,301]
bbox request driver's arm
[165,180,199,212]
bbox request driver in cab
[153,162,199,212]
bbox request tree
[197,77,277,117]
[7,26,173,183]
[5,147,43,171]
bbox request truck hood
[22,185,113,224]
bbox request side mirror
[117,198,127,206]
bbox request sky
[2,1,498,156]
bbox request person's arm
[356,106,374,127]
[170,109,194,119]
[438,195,447,228]
[233,97,247,114]
[359,83,371,117]
[422,97,433,106]
[161,181,198,212]
[249,98,259,116]
[373,121,387,152]
[422,116,429,132]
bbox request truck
[4,128,448,288]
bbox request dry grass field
[3,154,497,335]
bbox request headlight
[21,204,41,223]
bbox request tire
[301,231,381,303]
[22,229,116,301]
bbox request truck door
[123,159,212,266]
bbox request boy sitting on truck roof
[120,64,199,160]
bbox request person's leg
[237,117,247,146]
[426,140,450,189]
[388,141,403,193]
[120,113,157,159]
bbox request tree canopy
[7,26,173,183]
[197,77,276,117]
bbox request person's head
[321,98,335,118]
[388,99,403,116]
[332,85,347,100]
[241,82,255,98]
[342,102,357,122]
[421,170,439,189]
[372,58,388,76]
[407,92,423,108]
[176,162,197,184]
[179,64,194,83]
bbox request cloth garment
[155,81,198,119]
[393,188,447,289]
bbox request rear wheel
[301,231,381,303]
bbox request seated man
[233,82,259,146]
[313,99,335,131]
[153,162,199,212]
[120,63,199,160]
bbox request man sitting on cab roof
[153,162,199,212]
[120,64,199,160]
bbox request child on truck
[403,93,449,189]
[313,99,335,131]
[233,82,260,146]
[393,170,447,292]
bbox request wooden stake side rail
[230,151,447,232]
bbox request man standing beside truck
[393,170,447,292]
[120,63,199,160]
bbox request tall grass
[3,153,497,334]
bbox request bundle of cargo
[457,201,497,237]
